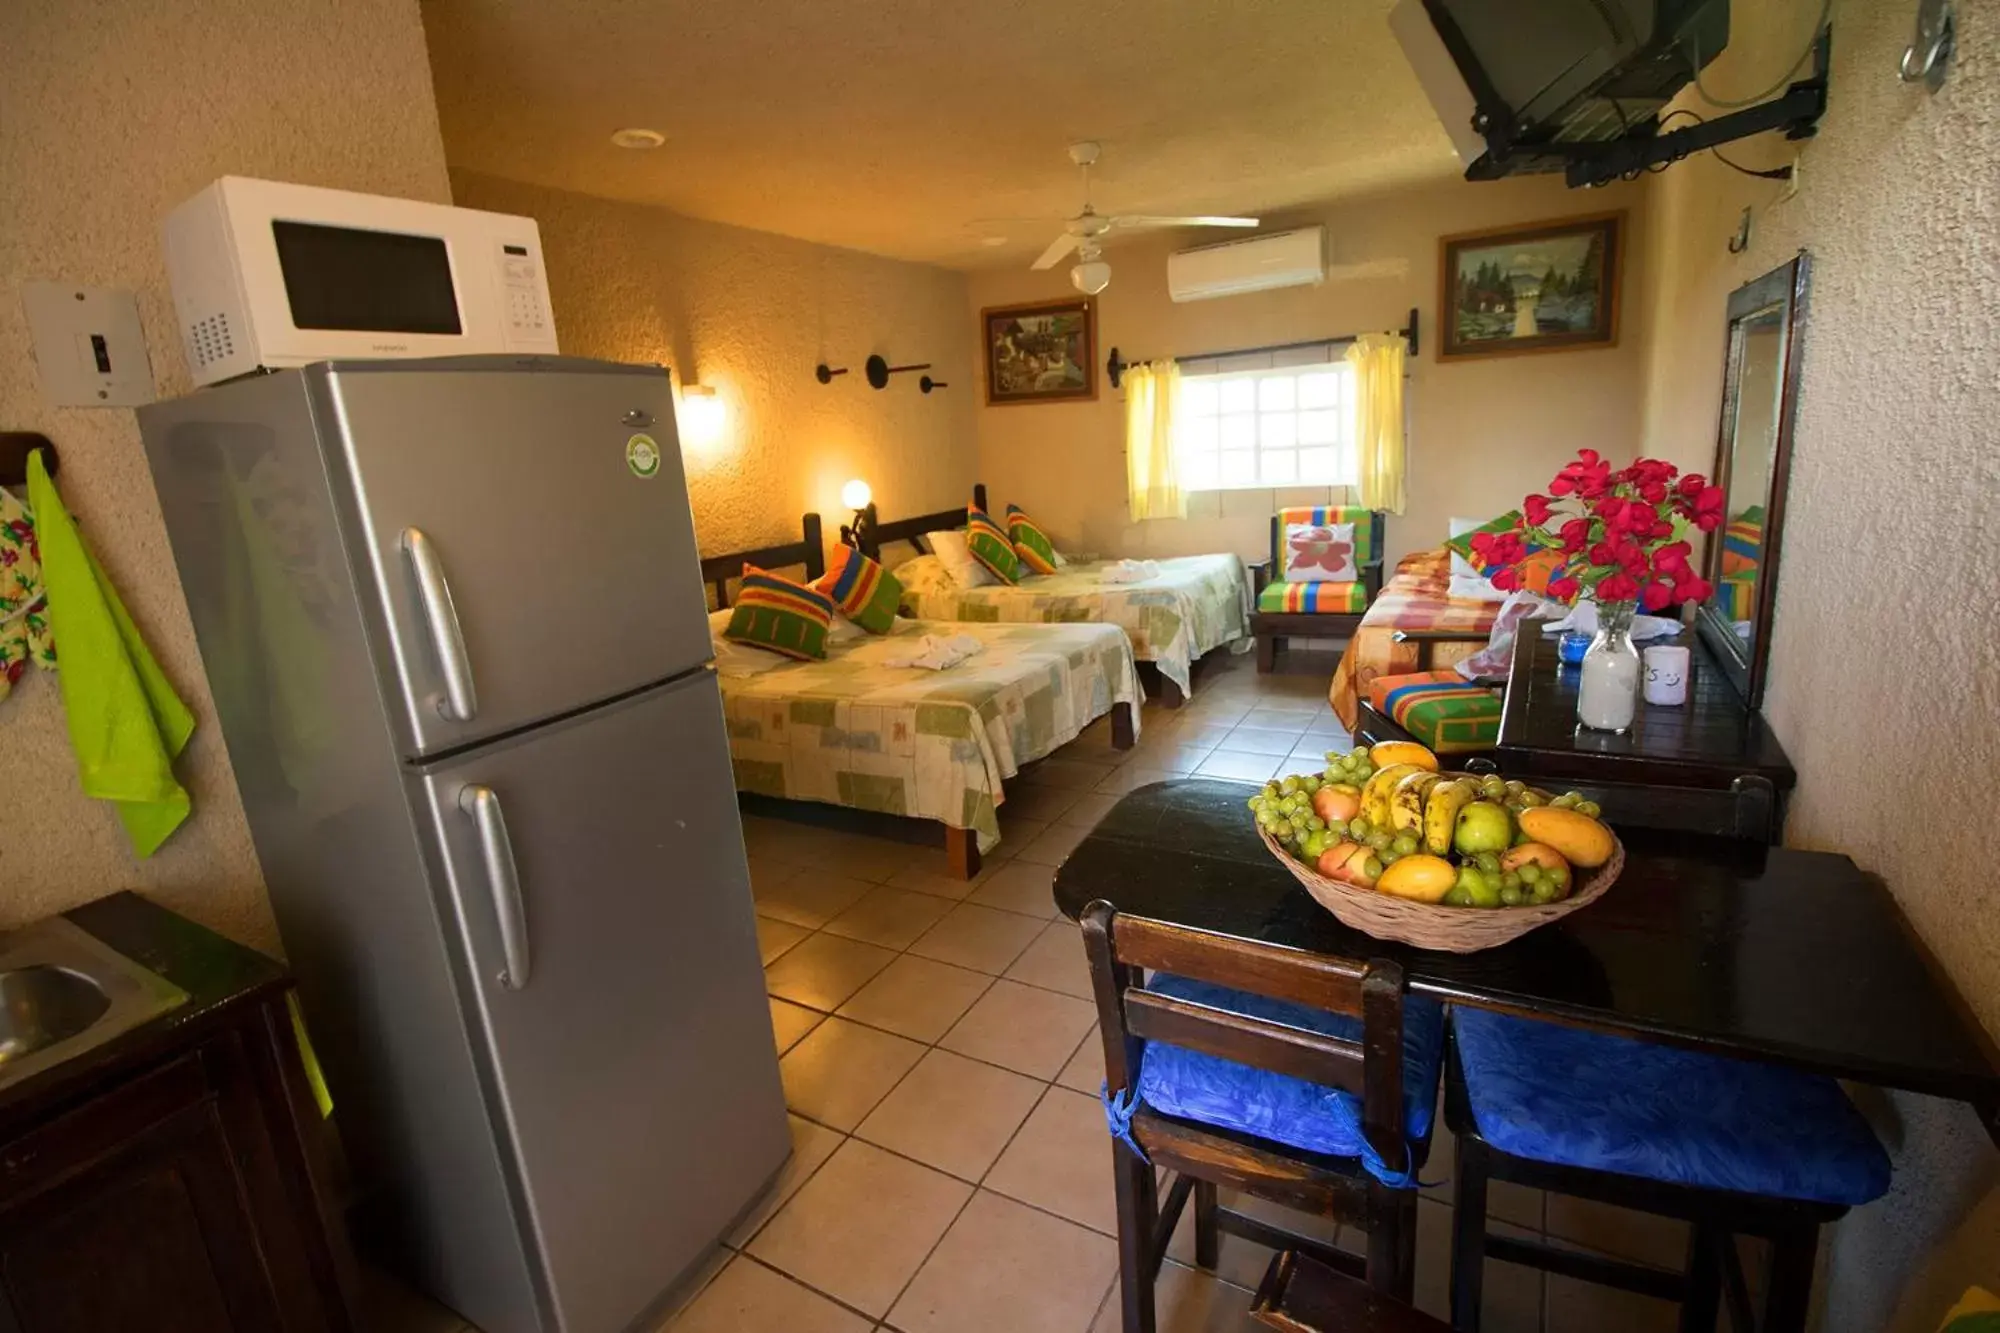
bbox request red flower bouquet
[1471,449,1721,612]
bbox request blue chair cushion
[1451,1009,1890,1207]
[1131,976,1445,1184]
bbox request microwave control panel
[497,241,556,350]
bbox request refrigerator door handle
[402,526,478,721]
[459,784,531,990]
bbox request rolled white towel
[1099,558,1161,584]
[882,633,985,670]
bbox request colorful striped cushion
[965,507,1021,584]
[812,544,903,634]
[1718,568,1757,621]
[1365,670,1501,754]
[1006,504,1059,575]
[1257,580,1368,615]
[1279,506,1373,565]
[724,565,835,660]
[1721,518,1763,575]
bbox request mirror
[1696,253,1808,708]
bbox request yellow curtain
[1346,332,1408,515]
[1124,360,1185,522]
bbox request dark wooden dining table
[1052,779,2000,1141]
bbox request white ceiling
[421,0,1464,268]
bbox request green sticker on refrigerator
[625,433,661,478]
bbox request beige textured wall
[0,0,453,950]
[965,172,1662,570]
[1631,3,1999,1326]
[451,173,979,558]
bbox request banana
[1360,763,1423,830]
[1390,770,1443,834]
[1423,778,1476,856]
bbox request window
[1173,348,1356,492]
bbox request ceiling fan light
[1070,260,1111,295]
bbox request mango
[1375,854,1457,903]
[1368,741,1439,773]
[1517,807,1616,868]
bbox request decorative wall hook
[865,355,931,390]
[815,363,848,384]
[920,375,948,394]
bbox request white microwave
[163,176,559,387]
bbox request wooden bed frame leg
[1110,702,1136,750]
[944,825,981,880]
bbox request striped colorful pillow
[965,507,1021,584]
[812,544,903,634]
[1005,504,1058,575]
[724,565,835,660]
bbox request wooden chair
[1445,1009,1891,1333]
[1079,902,1442,1333]
[1251,1251,1451,1332]
[1252,507,1386,671]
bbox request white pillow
[926,529,997,588]
[1281,522,1358,583]
[1448,516,1487,583]
[894,554,957,598]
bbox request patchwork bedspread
[720,619,1140,852]
[1329,548,1501,731]
[896,554,1251,697]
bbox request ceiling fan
[1030,142,1259,295]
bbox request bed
[1327,547,1502,732]
[701,516,1140,878]
[851,485,1252,704]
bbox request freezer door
[418,671,787,1333]
[314,358,713,758]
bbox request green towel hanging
[26,450,195,857]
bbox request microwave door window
[271,220,463,335]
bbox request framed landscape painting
[982,297,1097,404]
[1438,212,1623,360]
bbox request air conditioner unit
[1167,226,1325,303]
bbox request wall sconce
[840,478,876,551]
[677,384,724,447]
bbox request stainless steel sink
[0,918,190,1094]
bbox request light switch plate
[21,281,156,408]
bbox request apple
[1313,784,1362,825]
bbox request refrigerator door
[419,669,787,1333]
[314,357,713,758]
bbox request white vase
[1577,600,1640,733]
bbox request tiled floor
[365,649,1690,1333]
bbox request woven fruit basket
[1256,825,1624,953]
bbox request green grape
[1352,762,1375,781]
[1279,776,1301,795]
[1347,816,1370,839]
[1367,830,1393,851]
[1577,800,1602,818]
[1390,834,1419,857]
[1474,851,1501,875]
[1380,848,1402,864]
[1500,884,1524,907]
[1443,884,1474,907]
[1479,776,1506,797]
[1302,775,1322,794]
[1500,870,1522,892]
[1551,792,1578,809]
[1271,821,1293,839]
[1362,855,1384,880]
[1547,863,1571,888]
[1503,779,1525,796]
[1517,863,1544,885]
[1324,750,1343,764]
[1518,790,1547,807]
[1530,882,1559,905]
[1324,768,1341,781]
[1305,815,1326,832]
[1262,782,1280,800]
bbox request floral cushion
[1282,522,1357,583]
[723,566,835,661]
[965,507,1021,584]
[1006,504,1059,576]
[1278,506,1374,566]
[1451,1008,1891,1206]
[812,544,903,634]
[1257,580,1367,615]
[1132,975,1444,1187]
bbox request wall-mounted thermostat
[21,281,156,408]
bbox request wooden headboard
[699,513,825,608]
[845,483,987,562]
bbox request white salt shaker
[1643,645,1691,706]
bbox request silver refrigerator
[137,356,788,1333]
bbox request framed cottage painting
[981,297,1096,404]
[1438,212,1623,360]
